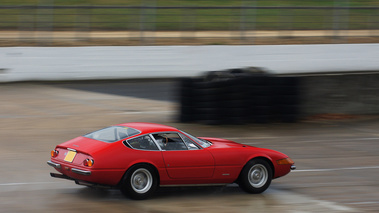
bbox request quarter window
[180,133,200,150]
[181,131,212,148]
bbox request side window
[152,133,188,151]
[180,133,200,150]
[126,135,159,151]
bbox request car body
[48,122,295,199]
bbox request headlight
[277,157,294,165]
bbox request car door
[152,132,215,179]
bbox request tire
[120,164,158,200]
[238,159,272,194]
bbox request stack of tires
[247,76,274,123]
[272,77,300,123]
[178,77,197,123]
[178,68,300,124]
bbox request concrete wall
[1,44,379,82]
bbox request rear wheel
[120,165,158,200]
[238,159,272,194]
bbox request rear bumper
[47,160,61,169]
[47,160,91,176]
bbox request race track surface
[1,80,378,213]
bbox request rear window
[84,126,140,143]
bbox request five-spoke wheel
[120,165,158,200]
[238,159,272,194]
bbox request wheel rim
[130,168,153,194]
[248,164,268,188]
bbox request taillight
[51,150,59,158]
[83,159,94,167]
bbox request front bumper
[291,165,296,170]
[47,160,91,176]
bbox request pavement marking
[348,201,379,205]
[316,200,355,212]
[269,188,356,212]
[225,137,379,143]
[288,137,379,143]
[0,181,57,186]
[293,166,379,173]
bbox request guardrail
[0,5,379,45]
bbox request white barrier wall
[1,44,379,82]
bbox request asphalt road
[1,80,378,213]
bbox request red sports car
[47,122,295,199]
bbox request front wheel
[238,159,272,194]
[120,165,158,200]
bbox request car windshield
[84,126,140,143]
[181,131,212,148]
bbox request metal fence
[0,5,379,45]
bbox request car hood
[200,137,289,162]
[199,137,252,148]
[57,136,111,155]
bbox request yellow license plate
[64,150,77,162]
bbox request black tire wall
[179,69,300,124]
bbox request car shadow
[154,185,244,198]
[75,184,250,200]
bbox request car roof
[116,122,179,134]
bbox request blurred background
[0,0,379,45]
[1,1,379,213]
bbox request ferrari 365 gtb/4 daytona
[47,122,295,199]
